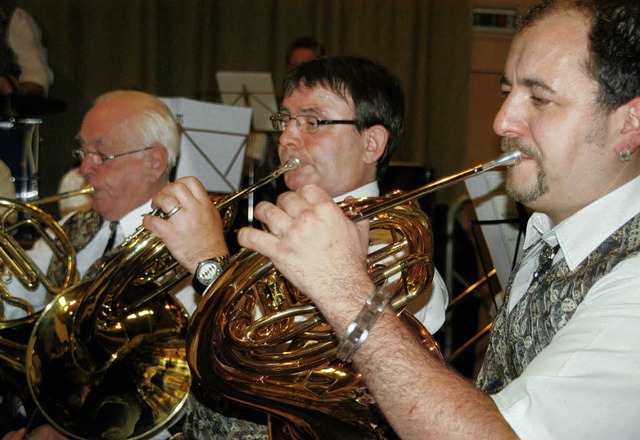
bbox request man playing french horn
[235,1,640,439]
[1,90,190,439]
[1,90,194,321]
[152,0,640,438]
[145,55,449,438]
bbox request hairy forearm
[16,80,45,96]
[0,76,44,96]
[239,188,516,437]
[349,306,516,439]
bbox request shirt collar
[118,200,152,237]
[523,213,554,249]
[333,181,379,202]
[523,174,640,270]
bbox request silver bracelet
[336,285,392,363]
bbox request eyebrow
[500,75,557,95]
[279,105,324,116]
[523,78,557,95]
[75,135,106,146]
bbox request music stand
[216,71,278,132]
[216,72,279,225]
[465,170,525,292]
[161,97,252,194]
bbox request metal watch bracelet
[336,284,392,363]
[191,254,230,295]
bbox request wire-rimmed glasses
[73,146,155,166]
[269,113,356,134]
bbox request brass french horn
[187,152,522,439]
[0,191,87,417]
[0,188,92,319]
[25,158,299,440]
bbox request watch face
[198,261,222,283]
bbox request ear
[147,144,168,178]
[620,97,640,153]
[362,125,389,165]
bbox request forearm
[15,81,45,96]
[238,187,515,437]
[0,76,45,96]
[347,296,516,439]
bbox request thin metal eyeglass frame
[269,113,356,133]
[73,146,155,165]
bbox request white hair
[94,90,180,170]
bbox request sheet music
[161,97,252,194]
[216,71,278,132]
[465,171,524,291]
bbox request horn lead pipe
[215,157,300,210]
[347,151,522,221]
[29,186,94,206]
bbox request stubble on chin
[501,138,549,204]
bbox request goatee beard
[500,137,549,204]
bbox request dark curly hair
[281,55,404,179]
[521,0,640,113]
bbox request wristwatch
[192,255,230,294]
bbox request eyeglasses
[270,113,356,134]
[73,146,154,166]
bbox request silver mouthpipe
[347,152,521,221]
[215,157,300,210]
[482,150,522,171]
[279,157,300,174]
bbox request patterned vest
[0,1,21,79]
[47,210,104,286]
[477,211,640,394]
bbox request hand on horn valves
[144,176,229,274]
[238,184,374,325]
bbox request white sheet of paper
[216,71,278,132]
[161,97,252,194]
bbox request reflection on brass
[28,284,191,439]
[0,185,92,323]
[23,158,299,439]
[0,197,77,428]
[0,198,77,318]
[187,152,522,439]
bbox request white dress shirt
[492,174,640,439]
[7,8,54,93]
[335,181,449,333]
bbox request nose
[493,92,527,138]
[279,119,303,149]
[79,154,97,178]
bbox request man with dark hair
[285,36,325,72]
[238,0,640,438]
[278,55,403,191]
[146,55,448,438]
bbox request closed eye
[530,95,551,106]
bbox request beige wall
[426,0,535,204]
[465,0,537,169]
